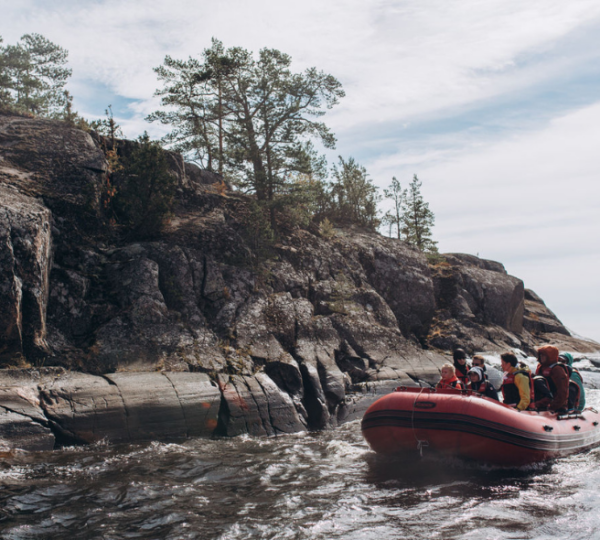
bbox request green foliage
[327,156,380,230]
[238,200,275,260]
[318,217,335,239]
[401,174,438,253]
[0,33,71,116]
[382,176,404,239]
[88,105,124,142]
[111,133,177,239]
[148,39,344,207]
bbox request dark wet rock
[0,184,53,364]
[427,254,530,353]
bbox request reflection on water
[1,392,600,539]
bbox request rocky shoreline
[0,367,407,452]
[1,113,599,451]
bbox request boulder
[37,371,221,444]
[216,373,306,436]
[0,367,67,451]
[40,372,129,444]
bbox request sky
[2,0,599,343]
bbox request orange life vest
[437,376,465,390]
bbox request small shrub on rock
[111,133,176,239]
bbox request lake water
[2,355,600,540]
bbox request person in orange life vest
[437,363,466,390]
[536,345,570,413]
[453,348,471,387]
[500,352,533,411]
[467,367,499,401]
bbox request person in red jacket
[437,363,466,390]
[453,348,471,387]
[536,345,570,414]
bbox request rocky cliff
[1,114,598,451]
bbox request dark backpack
[533,376,552,402]
[568,380,581,411]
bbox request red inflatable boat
[362,387,600,466]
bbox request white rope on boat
[412,386,430,457]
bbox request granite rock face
[1,114,598,450]
[0,184,53,363]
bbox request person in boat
[500,352,534,411]
[532,376,554,411]
[437,363,466,390]
[453,348,471,387]
[467,366,499,401]
[559,352,585,411]
[535,345,570,414]
[471,355,486,372]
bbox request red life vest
[538,362,570,380]
[437,375,464,390]
[537,362,582,411]
[469,381,487,394]
[454,366,470,386]
[501,368,535,409]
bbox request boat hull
[361,387,600,466]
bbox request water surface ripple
[2,392,600,539]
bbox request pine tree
[401,175,437,252]
[0,34,71,115]
[329,156,380,230]
[383,176,404,239]
[111,133,177,239]
[148,39,344,205]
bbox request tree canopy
[382,176,404,239]
[148,39,344,203]
[0,33,71,116]
[401,174,437,252]
[382,174,437,252]
[326,156,380,230]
